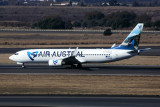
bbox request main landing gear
[77,64,82,68]
[71,64,82,69]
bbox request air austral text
[37,51,85,57]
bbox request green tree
[80,2,85,6]
[104,29,112,36]
[153,0,158,6]
[84,11,105,27]
[106,11,136,29]
[34,16,65,29]
[109,0,117,6]
[136,14,151,27]
[153,20,160,29]
[133,0,139,7]
[65,21,72,29]
[81,21,87,28]
[84,11,105,21]
[69,0,72,6]
[149,1,152,7]
[73,21,81,27]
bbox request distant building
[72,2,78,6]
[101,2,110,6]
[53,2,69,6]
[53,1,78,6]
[53,0,56,3]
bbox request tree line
[33,11,160,30]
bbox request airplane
[9,23,150,68]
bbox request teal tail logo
[27,51,39,61]
[138,25,142,29]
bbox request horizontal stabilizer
[138,48,151,52]
[138,48,151,54]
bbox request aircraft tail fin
[120,23,144,50]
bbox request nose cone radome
[9,55,14,61]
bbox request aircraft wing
[63,56,80,65]
[62,47,86,65]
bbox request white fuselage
[9,48,136,64]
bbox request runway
[0,64,160,76]
[0,95,160,107]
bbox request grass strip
[0,75,160,95]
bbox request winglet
[111,43,116,48]
[73,47,79,56]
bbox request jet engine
[48,59,62,66]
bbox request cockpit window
[14,53,19,55]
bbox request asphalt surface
[0,64,159,76]
[0,95,160,107]
[1,46,160,56]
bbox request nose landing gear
[22,63,25,68]
[17,62,25,68]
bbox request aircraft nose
[9,55,14,61]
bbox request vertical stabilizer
[121,23,144,50]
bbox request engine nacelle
[48,59,62,66]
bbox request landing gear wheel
[71,65,76,69]
[77,64,82,69]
